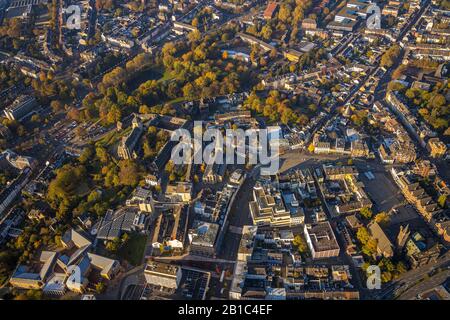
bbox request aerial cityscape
[0,0,449,303]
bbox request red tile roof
[263,2,278,19]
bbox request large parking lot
[361,171,404,211]
[360,170,420,224]
[278,151,344,173]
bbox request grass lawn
[118,233,147,266]
[127,66,164,92]
[158,69,176,83]
[167,96,186,104]
[96,131,118,148]
[74,181,91,197]
[96,127,131,149]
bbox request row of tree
[244,90,313,126]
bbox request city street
[217,176,255,261]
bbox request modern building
[173,21,198,34]
[144,262,182,289]
[5,0,45,20]
[10,229,119,293]
[327,0,370,32]
[326,20,357,32]
[96,208,147,241]
[9,251,58,289]
[178,267,211,300]
[127,186,155,213]
[188,220,220,257]
[304,222,340,259]
[166,182,192,202]
[237,32,276,52]
[3,95,38,121]
[249,183,292,227]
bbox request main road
[374,250,450,299]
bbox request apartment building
[391,168,442,222]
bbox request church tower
[397,224,410,252]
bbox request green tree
[293,235,308,253]
[96,147,109,163]
[362,238,378,256]
[374,212,390,224]
[118,160,140,186]
[396,261,407,275]
[47,164,87,214]
[182,83,195,99]
[106,104,122,124]
[278,4,292,23]
[381,271,392,283]
[95,282,106,294]
[261,25,273,41]
[79,145,94,164]
[357,227,370,245]
[381,45,401,68]
[360,207,373,219]
[14,290,43,300]
[106,237,121,252]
